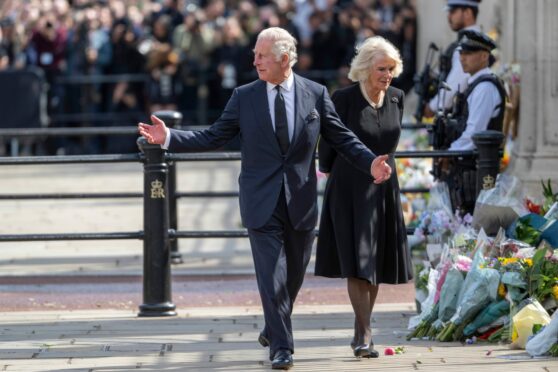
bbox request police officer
[424,0,482,118]
[441,29,506,214]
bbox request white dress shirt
[449,67,502,150]
[428,24,481,113]
[267,72,295,142]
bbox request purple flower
[463,214,473,225]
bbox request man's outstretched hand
[138,115,168,145]
[370,154,392,184]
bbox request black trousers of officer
[247,186,315,359]
[443,158,477,215]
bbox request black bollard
[473,130,504,197]
[152,111,183,264]
[137,137,176,317]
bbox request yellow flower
[522,258,533,267]
[498,257,519,266]
[498,283,507,298]
[553,285,558,301]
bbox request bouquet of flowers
[526,247,558,308]
[526,309,558,356]
[437,269,500,341]
[463,299,509,337]
[436,249,501,342]
[498,256,531,303]
[414,209,454,243]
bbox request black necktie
[274,85,290,154]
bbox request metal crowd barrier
[0,111,504,317]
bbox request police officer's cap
[445,0,482,11]
[457,30,496,53]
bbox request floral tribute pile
[407,177,558,358]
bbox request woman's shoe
[353,344,379,358]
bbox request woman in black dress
[315,36,413,358]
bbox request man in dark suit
[139,27,391,370]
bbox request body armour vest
[444,74,507,146]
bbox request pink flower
[455,255,472,272]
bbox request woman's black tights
[347,277,379,347]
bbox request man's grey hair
[257,27,298,68]
[348,36,403,82]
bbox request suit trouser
[247,187,315,359]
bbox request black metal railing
[0,110,504,317]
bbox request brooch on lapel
[391,96,399,103]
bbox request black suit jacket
[169,74,376,230]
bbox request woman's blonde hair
[348,36,403,82]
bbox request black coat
[315,84,413,284]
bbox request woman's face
[366,55,396,94]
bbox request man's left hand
[371,154,392,184]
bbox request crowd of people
[0,0,417,154]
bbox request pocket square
[305,110,319,122]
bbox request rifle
[413,42,440,123]
[428,81,457,147]
[429,82,453,180]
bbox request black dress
[315,84,413,284]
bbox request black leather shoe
[258,333,270,348]
[354,344,379,358]
[271,350,293,370]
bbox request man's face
[253,38,288,84]
[447,7,466,31]
[459,49,488,74]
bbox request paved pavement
[2,304,556,372]
[1,162,557,371]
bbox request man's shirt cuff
[162,128,171,149]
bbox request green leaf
[532,323,543,334]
